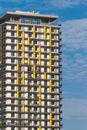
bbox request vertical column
[49,53,52,92]
[32,25,35,38]
[49,26,52,46]
[37,85,41,106]
[21,70,25,124]
[21,31,25,64]
[44,26,46,39]
[44,72,47,79]
[28,58,30,65]
[38,126,42,130]
[49,113,52,126]
[21,30,26,125]
[37,85,42,129]
[49,27,52,39]
[16,24,19,37]
[28,38,30,44]
[50,80,52,92]
[33,45,36,58]
[16,44,19,50]
[33,65,36,78]
[38,46,41,65]
[21,71,25,85]
[49,53,52,73]
[16,77,19,84]
[16,91,19,98]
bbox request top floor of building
[0,10,59,25]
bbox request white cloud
[49,0,78,9]
[62,19,87,83]
[63,99,87,119]
[44,0,87,9]
[62,19,87,50]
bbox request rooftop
[0,10,58,22]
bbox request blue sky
[0,0,87,130]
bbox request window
[19,25,22,30]
[52,54,54,58]
[11,45,14,50]
[18,52,21,56]
[51,101,54,105]
[11,65,14,70]
[11,58,14,63]
[28,32,32,37]
[21,17,40,24]
[44,61,47,66]
[28,46,32,51]
[45,101,47,106]
[34,81,37,84]
[45,114,47,119]
[34,107,37,111]
[52,61,54,65]
[52,67,54,72]
[44,81,47,86]
[18,73,21,77]
[52,121,55,125]
[11,99,14,103]
[11,25,14,30]
[28,53,32,58]
[44,54,47,58]
[51,47,54,52]
[52,115,54,118]
[11,32,15,36]
[11,113,14,117]
[28,67,31,72]
[11,78,14,83]
[11,52,14,56]
[11,38,14,43]
[51,94,54,98]
[51,74,54,78]
[31,40,34,44]
[44,67,47,72]
[19,32,21,36]
[11,92,14,96]
[11,119,14,124]
[34,101,37,105]
[44,94,47,98]
[52,81,54,85]
[11,106,14,110]
[34,40,37,45]
[44,41,47,45]
[44,47,47,52]
[51,108,54,111]
[28,26,32,30]
[11,72,14,77]
[11,85,14,90]
[52,88,54,92]
[34,121,37,125]
[18,39,21,43]
[34,59,37,64]
[18,59,21,64]
[11,127,14,130]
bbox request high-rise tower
[0,11,62,130]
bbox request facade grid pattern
[0,11,62,130]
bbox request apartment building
[0,11,62,130]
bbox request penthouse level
[0,10,58,25]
